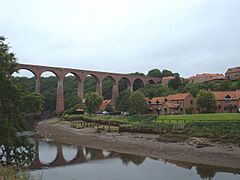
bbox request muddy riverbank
[37,119,240,169]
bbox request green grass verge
[66,113,240,124]
[156,113,240,122]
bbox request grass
[156,113,240,122]
[65,113,240,124]
[66,114,129,123]
[70,121,119,132]
[0,166,30,180]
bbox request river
[28,136,240,180]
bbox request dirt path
[37,119,240,169]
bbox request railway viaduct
[16,64,161,115]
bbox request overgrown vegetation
[63,113,240,143]
[0,166,30,180]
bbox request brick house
[187,73,225,84]
[213,90,240,113]
[225,67,240,81]
[99,100,112,111]
[148,93,195,115]
[162,76,175,86]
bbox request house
[187,73,225,84]
[212,90,240,113]
[148,93,195,115]
[99,99,112,111]
[225,67,240,81]
[162,76,175,86]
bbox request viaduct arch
[16,64,161,115]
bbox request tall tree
[168,75,182,89]
[196,90,216,113]
[0,36,43,166]
[147,69,162,78]
[162,69,173,77]
[116,90,131,112]
[85,92,103,115]
[128,91,148,115]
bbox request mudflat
[37,119,240,169]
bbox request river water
[28,136,240,180]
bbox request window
[224,95,232,101]
[190,100,193,105]
[218,105,221,109]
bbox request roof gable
[212,91,238,101]
[167,93,191,101]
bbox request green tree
[147,69,162,78]
[129,72,145,76]
[0,36,43,166]
[168,75,182,89]
[105,103,114,113]
[85,92,103,115]
[116,90,131,112]
[128,91,148,115]
[196,90,216,113]
[162,69,173,77]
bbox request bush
[185,108,193,114]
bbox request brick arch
[147,79,155,84]
[63,71,84,99]
[133,78,144,91]
[118,77,132,93]
[63,71,82,82]
[14,67,37,77]
[83,73,101,96]
[102,75,117,86]
[39,69,60,80]
[102,75,118,102]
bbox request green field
[156,113,240,122]
[66,113,240,123]
[65,114,129,123]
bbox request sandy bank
[37,119,240,169]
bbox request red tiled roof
[151,97,166,104]
[162,76,174,80]
[226,67,240,73]
[212,91,239,101]
[236,90,240,99]
[167,93,191,101]
[99,100,112,110]
[165,102,180,109]
[188,73,225,81]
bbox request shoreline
[37,118,240,169]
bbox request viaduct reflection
[28,135,240,180]
[29,135,142,170]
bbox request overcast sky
[1,0,240,77]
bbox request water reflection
[1,133,240,180]
[28,137,240,180]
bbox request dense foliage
[85,92,103,115]
[128,91,148,115]
[196,90,217,113]
[0,36,42,166]
[115,90,131,112]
